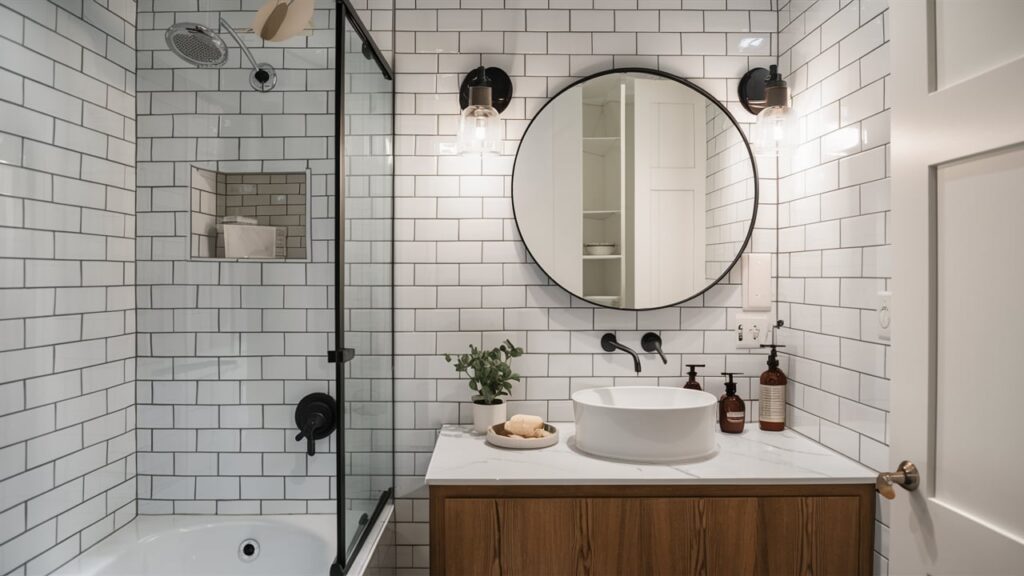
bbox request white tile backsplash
[389,0,780,572]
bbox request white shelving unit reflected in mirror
[581,78,628,307]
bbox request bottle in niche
[718,372,745,434]
[683,364,705,391]
[759,344,787,431]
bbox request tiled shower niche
[190,167,309,260]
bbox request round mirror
[513,69,758,310]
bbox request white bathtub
[54,511,390,576]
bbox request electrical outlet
[736,312,769,349]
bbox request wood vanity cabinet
[430,483,874,576]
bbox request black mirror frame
[511,67,761,312]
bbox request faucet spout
[601,333,642,374]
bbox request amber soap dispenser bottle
[718,372,745,434]
[758,344,787,431]
[683,364,705,391]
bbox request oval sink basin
[572,386,717,462]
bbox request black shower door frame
[330,1,394,574]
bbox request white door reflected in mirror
[512,70,758,310]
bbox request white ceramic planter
[472,401,507,434]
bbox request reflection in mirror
[513,70,758,310]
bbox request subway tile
[838,16,883,68]
[0,2,891,570]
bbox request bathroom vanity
[426,424,877,575]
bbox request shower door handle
[327,348,356,363]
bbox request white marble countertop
[425,423,876,485]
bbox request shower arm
[219,17,261,72]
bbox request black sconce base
[738,66,771,115]
[459,66,513,113]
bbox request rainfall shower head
[165,22,228,67]
[165,18,277,92]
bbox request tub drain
[239,539,260,562]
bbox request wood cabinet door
[585,497,707,575]
[438,494,865,576]
[443,497,709,575]
[635,498,706,575]
[442,498,588,576]
[704,496,862,576]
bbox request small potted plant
[444,340,524,433]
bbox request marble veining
[426,424,876,486]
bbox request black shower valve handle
[294,393,336,458]
[295,413,325,456]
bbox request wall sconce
[738,64,799,157]
[458,66,512,155]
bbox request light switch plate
[742,254,772,311]
[878,291,892,341]
[736,312,769,349]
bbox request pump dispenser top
[762,343,784,368]
[684,364,705,391]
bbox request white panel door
[633,79,706,308]
[891,1,1024,573]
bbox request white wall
[391,2,778,572]
[0,1,138,573]
[775,0,890,573]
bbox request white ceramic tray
[486,423,559,449]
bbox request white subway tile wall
[389,1,780,573]
[0,0,895,573]
[134,2,343,516]
[134,0,396,529]
[776,0,890,574]
[0,1,138,574]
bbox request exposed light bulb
[741,64,800,157]
[751,103,799,157]
[458,86,501,155]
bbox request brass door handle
[876,460,920,500]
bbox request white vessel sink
[572,386,718,462]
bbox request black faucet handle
[641,333,667,364]
[294,393,336,458]
[295,430,316,456]
[295,413,325,456]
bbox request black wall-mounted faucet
[294,392,336,456]
[601,333,642,374]
[641,332,667,364]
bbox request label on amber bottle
[759,384,785,423]
[726,411,744,421]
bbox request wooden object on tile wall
[430,484,874,576]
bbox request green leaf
[442,340,525,400]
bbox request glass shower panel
[340,9,394,561]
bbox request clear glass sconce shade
[750,104,800,157]
[458,104,501,155]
